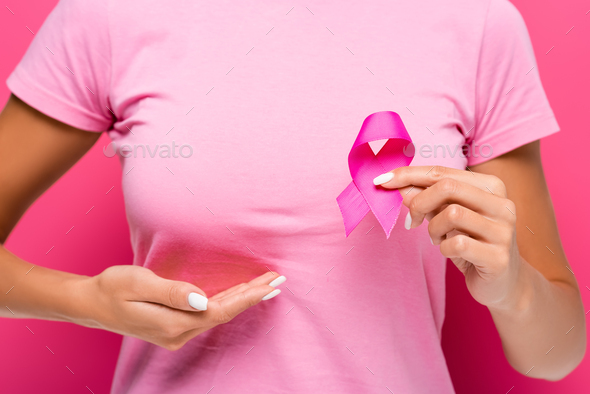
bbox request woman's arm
[0,93,101,322]
[471,141,585,380]
[0,94,102,245]
[0,94,283,350]
[375,141,585,380]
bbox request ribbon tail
[371,192,403,239]
[336,182,370,237]
[352,177,404,239]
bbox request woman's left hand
[375,165,524,310]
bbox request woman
[0,0,585,393]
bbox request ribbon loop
[337,111,414,238]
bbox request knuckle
[504,199,517,222]
[95,270,109,289]
[445,204,464,223]
[430,165,447,181]
[396,166,410,179]
[100,266,137,296]
[237,290,255,309]
[167,284,182,309]
[487,175,506,196]
[217,311,233,325]
[409,196,421,214]
[245,292,258,308]
[214,292,254,325]
[505,199,516,212]
[452,235,469,253]
[100,266,115,278]
[99,266,119,285]
[234,283,249,294]
[214,305,235,325]
[438,178,458,195]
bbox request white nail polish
[188,293,208,311]
[404,212,412,230]
[269,275,287,287]
[430,237,433,245]
[373,172,394,185]
[262,289,281,301]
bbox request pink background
[0,0,588,392]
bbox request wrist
[58,274,102,328]
[487,255,535,315]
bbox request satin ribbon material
[337,111,414,238]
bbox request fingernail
[404,212,412,230]
[268,275,287,287]
[262,289,281,301]
[373,172,394,185]
[430,236,433,245]
[188,293,208,311]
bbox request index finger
[209,271,285,301]
[206,284,280,326]
[374,165,503,195]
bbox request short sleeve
[5,0,113,132]
[466,0,560,166]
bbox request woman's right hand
[78,265,285,351]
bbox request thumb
[136,270,209,312]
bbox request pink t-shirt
[7,0,560,392]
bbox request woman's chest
[106,1,476,242]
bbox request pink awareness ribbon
[337,111,414,238]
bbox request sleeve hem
[6,68,111,132]
[466,114,560,166]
